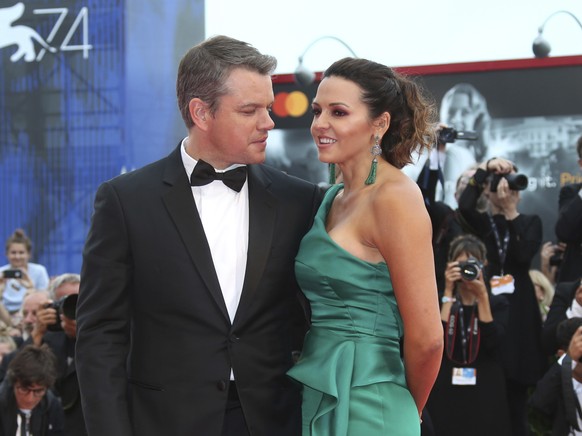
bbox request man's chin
[250,150,266,164]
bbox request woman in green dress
[287,57,444,435]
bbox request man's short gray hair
[48,273,80,299]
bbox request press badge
[490,274,515,295]
[452,367,476,385]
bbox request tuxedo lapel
[235,165,276,323]
[161,146,230,322]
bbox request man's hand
[31,303,57,345]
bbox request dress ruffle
[288,328,407,435]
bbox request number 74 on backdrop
[0,3,92,62]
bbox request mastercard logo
[272,91,309,118]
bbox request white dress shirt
[180,138,249,324]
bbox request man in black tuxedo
[555,135,582,283]
[75,35,321,436]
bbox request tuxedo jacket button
[217,380,227,391]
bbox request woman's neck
[458,289,477,305]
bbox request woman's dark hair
[448,234,487,263]
[5,228,32,254]
[6,344,57,388]
[322,57,437,169]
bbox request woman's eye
[333,110,347,117]
[311,108,321,116]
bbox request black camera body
[3,269,22,279]
[438,127,479,144]
[489,173,529,192]
[44,294,78,332]
[549,252,563,267]
[458,259,483,281]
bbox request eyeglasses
[15,385,47,397]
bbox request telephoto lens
[490,173,528,192]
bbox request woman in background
[427,234,511,436]
[287,57,443,435]
[0,229,49,320]
[457,157,546,436]
[529,269,555,321]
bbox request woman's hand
[481,157,514,174]
[16,268,33,290]
[492,176,520,220]
[444,261,461,295]
[462,273,488,300]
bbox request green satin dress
[287,184,419,436]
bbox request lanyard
[446,301,480,365]
[487,213,510,276]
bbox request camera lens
[505,173,528,191]
[62,294,78,320]
[458,260,481,281]
[490,173,528,192]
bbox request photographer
[27,274,86,436]
[540,241,566,286]
[417,125,479,293]
[457,157,546,436]
[554,135,582,284]
[427,234,511,436]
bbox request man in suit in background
[76,35,321,436]
[555,135,582,283]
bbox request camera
[489,173,529,192]
[2,269,22,279]
[44,294,78,332]
[438,127,479,144]
[458,259,483,281]
[549,252,563,267]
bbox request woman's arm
[372,178,443,416]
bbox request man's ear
[188,98,209,129]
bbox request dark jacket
[530,355,582,436]
[0,380,64,436]
[76,145,322,436]
[555,183,582,283]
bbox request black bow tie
[190,160,247,192]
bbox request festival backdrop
[270,56,582,251]
[0,0,204,275]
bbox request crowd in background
[0,229,84,435]
[0,132,580,435]
[418,133,582,436]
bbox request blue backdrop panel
[0,0,205,275]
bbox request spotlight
[294,36,357,87]
[532,10,582,58]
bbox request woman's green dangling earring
[365,135,382,185]
[328,163,336,185]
